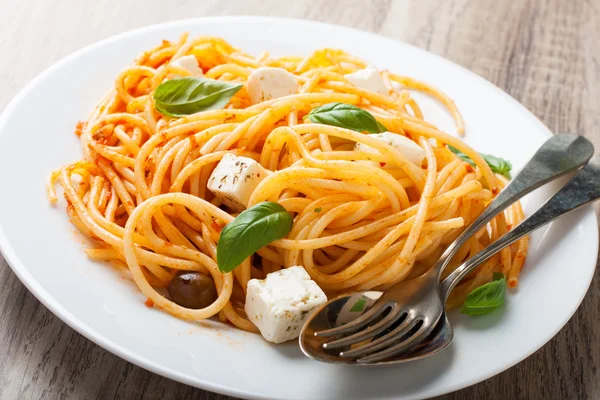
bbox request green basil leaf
[154,77,242,117]
[460,273,507,316]
[482,153,512,179]
[447,145,512,178]
[314,207,322,213]
[492,271,504,281]
[307,102,386,133]
[447,145,476,167]
[217,201,293,273]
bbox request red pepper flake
[145,298,155,308]
[506,224,513,230]
[465,165,474,173]
[380,162,386,167]
[492,187,499,195]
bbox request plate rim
[0,16,597,400]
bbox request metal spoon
[300,143,599,365]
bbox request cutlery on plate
[300,134,595,364]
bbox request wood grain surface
[0,0,598,399]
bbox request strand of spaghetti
[353,136,439,289]
[122,193,234,321]
[97,159,136,214]
[495,174,529,288]
[294,124,426,191]
[150,139,191,196]
[60,168,206,272]
[47,168,62,204]
[88,141,136,168]
[255,127,411,209]
[104,186,119,221]
[272,180,481,250]
[400,119,498,192]
[389,74,465,136]
[133,119,224,199]
[48,35,528,334]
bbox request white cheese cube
[207,154,267,211]
[344,66,389,96]
[171,55,204,77]
[245,266,328,344]
[354,131,427,166]
[247,67,298,104]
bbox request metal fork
[313,134,593,360]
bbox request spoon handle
[432,134,593,279]
[440,154,600,299]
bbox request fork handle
[440,154,600,299]
[432,134,593,278]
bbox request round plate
[0,17,596,400]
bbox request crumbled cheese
[354,131,427,166]
[245,266,328,344]
[170,55,204,77]
[344,65,389,95]
[246,67,298,104]
[207,154,267,211]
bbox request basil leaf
[217,202,293,273]
[307,102,386,133]
[492,271,504,281]
[447,145,512,178]
[460,273,507,316]
[482,154,512,179]
[154,77,242,117]
[447,145,475,167]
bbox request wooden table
[1,0,598,399]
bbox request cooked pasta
[48,33,528,334]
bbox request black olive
[167,271,217,309]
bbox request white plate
[0,17,597,400]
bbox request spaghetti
[48,33,528,333]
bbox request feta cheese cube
[247,67,298,104]
[171,55,204,77]
[344,66,389,96]
[245,266,328,344]
[207,154,267,211]
[354,131,427,166]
